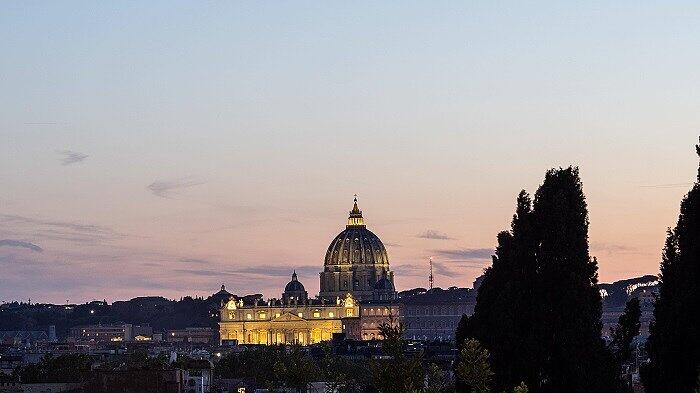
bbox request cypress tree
[609,297,641,367]
[643,141,700,392]
[532,167,616,393]
[458,167,617,392]
[457,191,540,392]
[608,297,641,390]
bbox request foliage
[370,321,424,393]
[644,140,700,392]
[457,167,619,392]
[317,342,368,392]
[14,353,92,383]
[512,382,528,393]
[454,339,493,393]
[609,297,641,365]
[0,295,219,339]
[215,345,317,390]
[424,363,454,393]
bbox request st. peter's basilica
[218,198,399,345]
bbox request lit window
[313,311,320,318]
[328,312,334,318]
[259,313,266,319]
[346,309,353,317]
[275,313,280,318]
[298,312,303,318]
[246,313,252,320]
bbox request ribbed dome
[324,197,389,267]
[324,227,389,266]
[319,197,395,301]
[284,271,305,292]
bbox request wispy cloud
[25,122,64,126]
[235,265,318,278]
[173,265,318,280]
[417,230,455,240]
[178,258,210,265]
[57,150,89,165]
[0,214,121,243]
[639,183,692,189]
[0,239,43,252]
[393,263,427,277]
[147,177,205,198]
[432,248,493,260]
[432,261,456,276]
[174,268,234,278]
[590,242,649,256]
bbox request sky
[1,1,700,304]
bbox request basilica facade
[219,198,398,345]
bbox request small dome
[284,271,306,292]
[215,284,232,296]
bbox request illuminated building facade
[219,198,397,345]
[70,323,153,342]
[219,293,359,345]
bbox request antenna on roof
[429,257,434,290]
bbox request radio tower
[429,257,434,290]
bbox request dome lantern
[347,195,365,228]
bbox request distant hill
[0,275,658,338]
[599,274,658,308]
[0,294,223,338]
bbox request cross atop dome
[347,194,365,227]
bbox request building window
[346,309,353,317]
[313,311,320,318]
[328,312,334,318]
[259,312,266,319]
[275,313,280,318]
[246,313,252,320]
[298,312,303,318]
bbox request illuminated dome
[319,197,395,301]
[283,271,308,303]
[324,198,389,267]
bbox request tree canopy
[643,141,700,392]
[458,167,618,392]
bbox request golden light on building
[219,197,398,346]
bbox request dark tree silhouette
[643,141,700,392]
[371,321,424,393]
[457,191,540,392]
[458,167,618,392]
[533,167,617,393]
[609,297,641,366]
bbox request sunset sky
[2,2,700,303]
